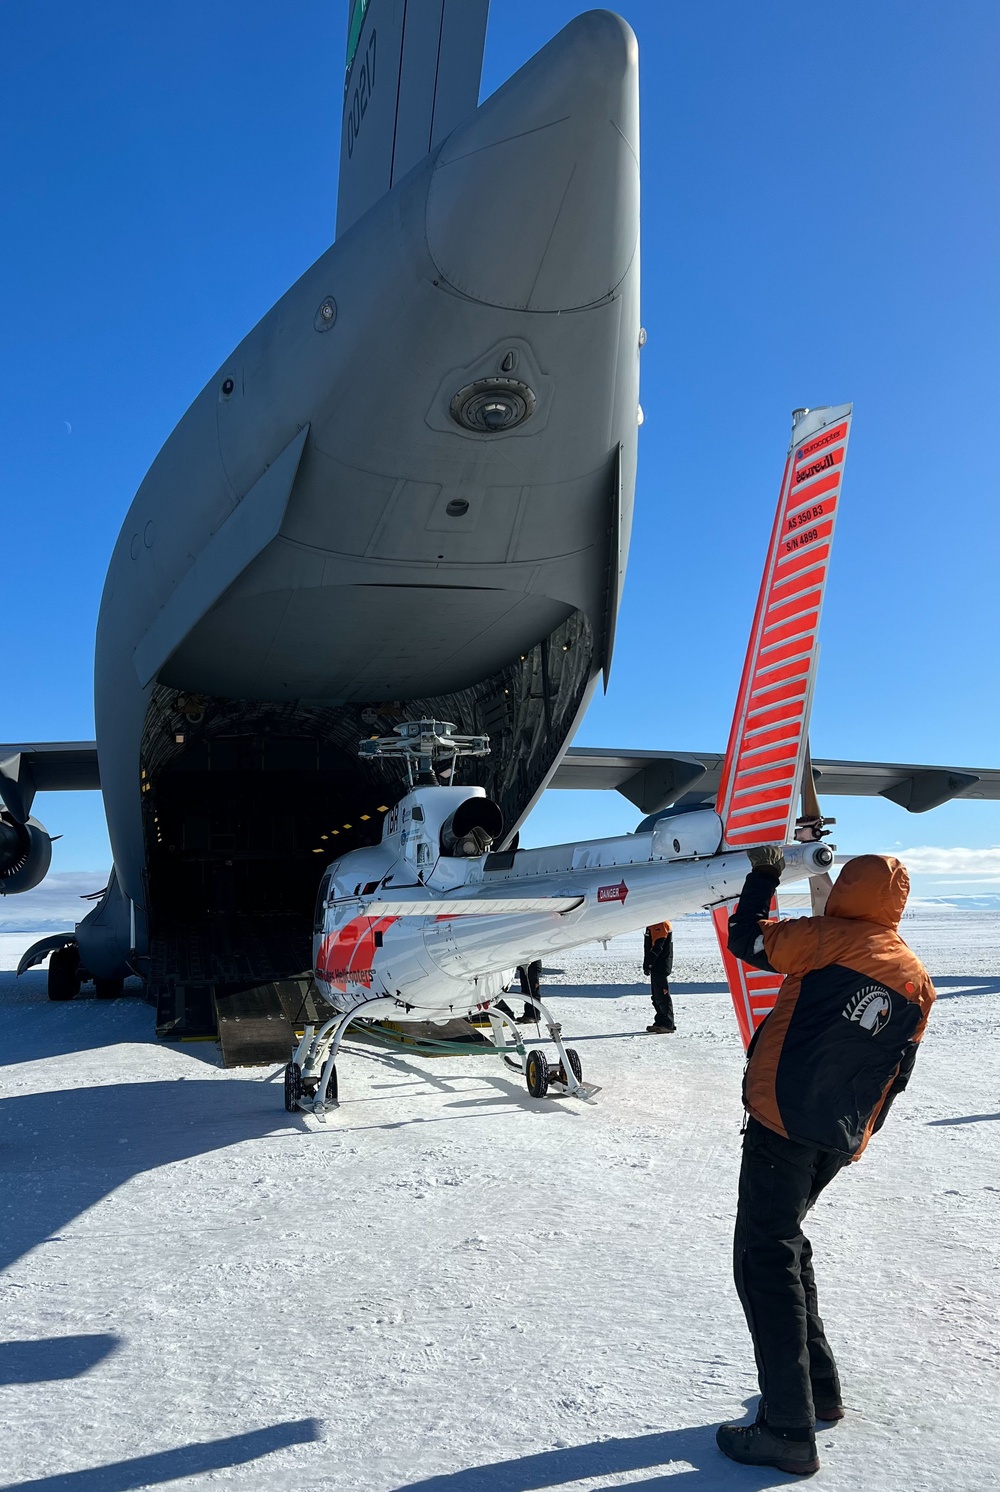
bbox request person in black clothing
[643,922,675,1032]
[516,960,542,1023]
[715,847,935,1478]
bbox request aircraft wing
[0,742,100,821]
[552,748,1000,816]
[4,740,998,823]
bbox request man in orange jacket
[716,850,935,1478]
[643,921,675,1032]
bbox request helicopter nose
[425,9,639,313]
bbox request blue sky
[2,0,998,897]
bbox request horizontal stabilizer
[359,895,584,917]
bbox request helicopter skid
[282,993,597,1116]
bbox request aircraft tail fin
[712,404,853,1045]
[336,0,490,239]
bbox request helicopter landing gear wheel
[525,1048,549,1099]
[283,1061,302,1112]
[557,1048,583,1087]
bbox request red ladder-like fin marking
[711,900,784,1049]
[712,407,852,1047]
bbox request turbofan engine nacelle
[0,813,53,894]
[440,797,504,858]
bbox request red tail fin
[713,405,852,1045]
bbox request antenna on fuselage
[358,720,490,788]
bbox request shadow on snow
[0,1419,321,1491]
[0,1078,303,1273]
[0,1334,121,1384]
[394,1422,790,1491]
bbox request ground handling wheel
[48,945,81,1002]
[283,1061,303,1112]
[525,1048,549,1099]
[557,1048,583,1087]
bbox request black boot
[716,1421,819,1476]
[812,1379,845,1422]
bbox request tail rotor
[711,404,853,1045]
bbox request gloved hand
[747,845,785,879]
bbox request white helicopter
[287,404,851,1115]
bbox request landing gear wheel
[94,977,125,1000]
[525,1048,549,1098]
[284,1061,303,1112]
[325,1064,339,1106]
[48,945,81,1002]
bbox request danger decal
[597,880,629,905]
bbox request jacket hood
[825,855,909,928]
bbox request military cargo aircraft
[6,4,998,1061]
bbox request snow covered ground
[0,913,997,1491]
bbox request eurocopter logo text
[797,426,841,462]
[795,451,835,484]
[597,880,629,904]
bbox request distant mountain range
[921,894,1000,911]
[0,871,108,933]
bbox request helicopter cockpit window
[313,870,332,934]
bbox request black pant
[733,1118,849,1429]
[650,973,674,1028]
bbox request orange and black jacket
[728,855,935,1159]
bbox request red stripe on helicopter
[316,914,397,991]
